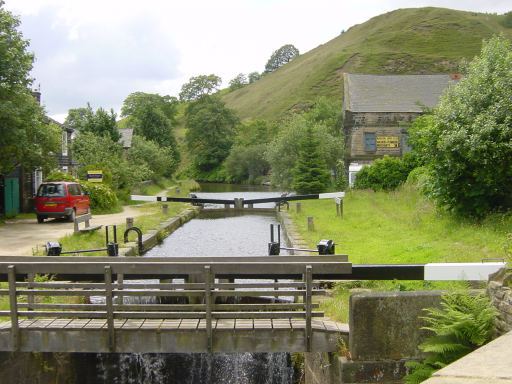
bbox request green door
[4,178,19,215]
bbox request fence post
[296,202,301,214]
[126,217,134,228]
[104,265,115,352]
[305,265,312,352]
[307,216,314,231]
[204,265,212,353]
[7,265,19,351]
[27,273,34,319]
[162,204,168,215]
[117,273,124,305]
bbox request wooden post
[204,265,212,353]
[117,273,124,305]
[224,204,230,209]
[162,204,168,215]
[296,202,301,214]
[305,265,312,352]
[104,265,115,352]
[307,216,314,231]
[7,265,19,351]
[175,187,180,194]
[126,217,134,228]
[27,273,34,319]
[339,199,344,219]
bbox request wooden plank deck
[0,319,348,353]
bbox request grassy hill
[223,7,512,122]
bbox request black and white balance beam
[130,192,345,205]
[349,262,506,281]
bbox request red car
[34,182,90,223]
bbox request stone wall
[305,291,445,384]
[487,268,512,336]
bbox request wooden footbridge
[0,255,351,354]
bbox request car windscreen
[37,184,66,197]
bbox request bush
[354,154,419,191]
[80,181,118,212]
[44,171,78,182]
[405,290,497,383]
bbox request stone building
[343,73,460,185]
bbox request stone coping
[423,330,512,383]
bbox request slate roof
[343,74,459,113]
[118,128,134,149]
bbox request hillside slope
[223,7,511,122]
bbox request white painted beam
[424,262,506,281]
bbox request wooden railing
[0,255,351,352]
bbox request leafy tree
[405,291,497,383]
[233,119,276,147]
[228,73,248,91]
[121,92,178,122]
[64,103,120,142]
[291,125,331,194]
[225,144,269,183]
[130,103,179,152]
[248,71,262,83]
[0,2,61,175]
[266,114,343,188]
[304,96,343,137]
[264,44,299,73]
[128,135,178,179]
[179,74,222,101]
[185,95,239,172]
[410,35,512,217]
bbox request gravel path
[0,205,151,256]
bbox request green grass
[290,184,511,322]
[223,7,512,122]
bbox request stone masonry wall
[487,268,512,336]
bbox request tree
[0,2,61,175]
[179,74,222,101]
[291,125,331,194]
[228,73,248,91]
[248,72,262,83]
[264,44,299,73]
[64,103,120,142]
[128,135,179,179]
[266,114,343,188]
[121,92,178,122]
[185,95,239,172]
[410,35,512,217]
[225,144,269,183]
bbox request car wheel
[37,215,44,223]
[68,209,76,222]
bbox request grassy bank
[288,184,512,322]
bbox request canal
[97,183,298,384]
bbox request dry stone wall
[487,268,512,336]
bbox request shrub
[354,154,419,191]
[80,181,118,212]
[44,171,78,182]
[405,290,497,383]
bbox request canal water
[96,184,297,384]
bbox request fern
[405,290,497,384]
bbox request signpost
[87,170,103,183]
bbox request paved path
[0,206,151,256]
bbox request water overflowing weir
[96,184,296,384]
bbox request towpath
[0,205,152,256]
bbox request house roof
[118,128,134,149]
[343,74,460,113]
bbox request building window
[364,132,376,151]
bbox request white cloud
[4,0,511,121]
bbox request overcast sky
[5,0,511,122]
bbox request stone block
[349,291,444,361]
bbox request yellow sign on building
[376,136,399,148]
